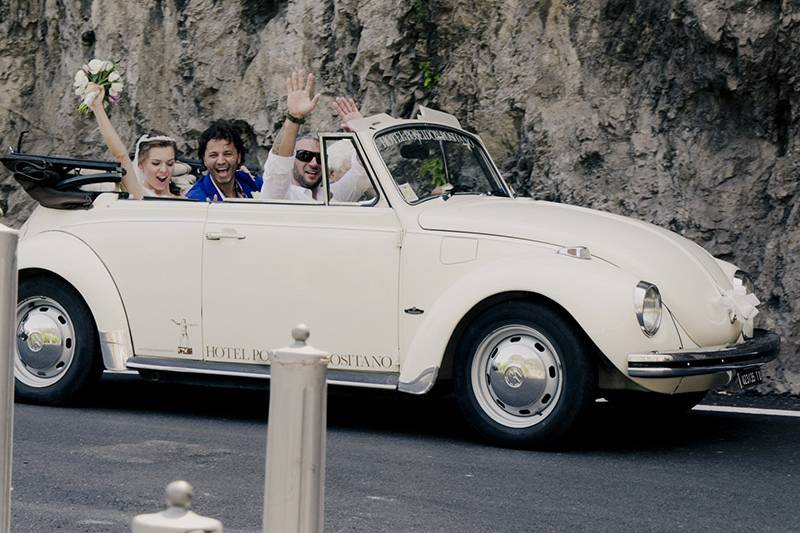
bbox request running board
[125,356,399,390]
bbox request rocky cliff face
[1,0,798,393]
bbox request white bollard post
[263,324,329,533]
[0,224,18,533]
[131,480,223,532]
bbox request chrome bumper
[627,329,780,378]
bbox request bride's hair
[132,132,178,162]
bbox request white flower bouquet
[73,59,124,113]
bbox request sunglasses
[295,150,321,164]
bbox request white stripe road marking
[693,404,800,418]
[597,398,800,418]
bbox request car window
[375,127,509,204]
[323,138,378,206]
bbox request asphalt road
[11,375,800,532]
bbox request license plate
[736,367,763,389]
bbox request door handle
[205,231,246,241]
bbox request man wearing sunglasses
[260,70,371,202]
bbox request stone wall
[1,0,797,393]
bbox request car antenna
[16,130,29,153]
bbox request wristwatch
[286,113,305,124]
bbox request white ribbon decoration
[719,285,760,321]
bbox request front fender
[399,244,686,393]
[18,230,133,370]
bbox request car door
[201,135,402,374]
[67,196,208,360]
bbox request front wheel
[15,276,103,404]
[455,301,597,447]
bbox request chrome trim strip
[327,380,396,390]
[128,360,264,379]
[633,281,661,338]
[398,366,439,395]
[103,369,140,375]
[627,329,780,378]
[323,369,398,388]
[125,357,399,389]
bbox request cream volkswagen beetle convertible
[2,108,780,446]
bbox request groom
[186,120,263,201]
[260,70,371,202]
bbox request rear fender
[18,230,132,370]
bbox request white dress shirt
[261,151,372,203]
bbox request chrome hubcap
[15,297,76,387]
[471,325,563,428]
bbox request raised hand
[85,82,105,113]
[286,70,321,119]
[332,97,363,131]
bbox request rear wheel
[15,276,102,404]
[455,301,596,447]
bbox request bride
[85,82,180,199]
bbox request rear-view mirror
[400,143,430,160]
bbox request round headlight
[634,281,662,337]
[733,270,754,295]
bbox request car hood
[417,197,739,346]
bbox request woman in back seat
[86,82,181,199]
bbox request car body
[4,107,780,445]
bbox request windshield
[375,127,510,203]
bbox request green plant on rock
[420,60,441,89]
[409,1,441,97]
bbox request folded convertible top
[0,151,208,209]
[0,151,123,209]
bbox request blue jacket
[186,170,263,201]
